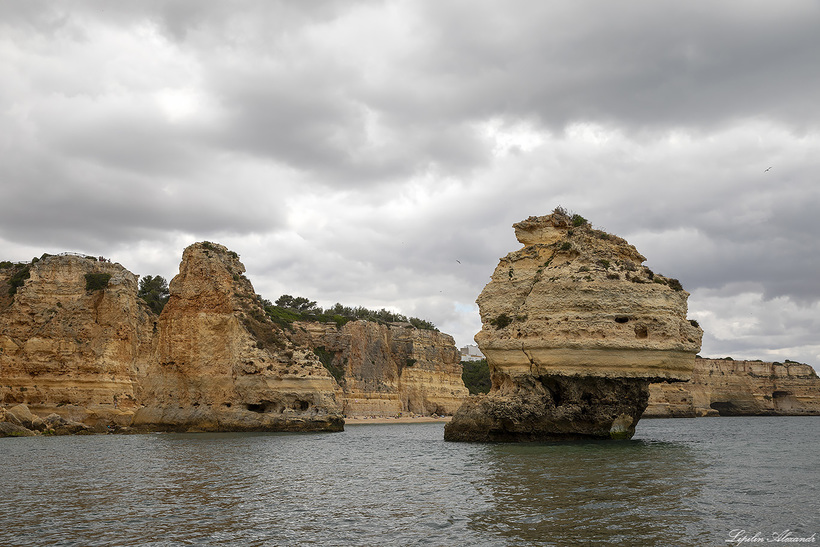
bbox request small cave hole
[634,325,648,339]
[614,316,629,324]
[246,403,265,413]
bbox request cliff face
[445,211,702,442]
[133,242,343,431]
[0,255,154,425]
[645,358,820,417]
[292,320,468,416]
[1,244,344,433]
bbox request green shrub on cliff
[7,266,30,296]
[314,346,344,383]
[138,275,170,314]
[490,313,512,329]
[84,273,111,292]
[262,295,438,331]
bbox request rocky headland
[445,210,703,442]
[1,242,470,437]
[0,254,154,430]
[132,242,343,432]
[645,357,820,417]
[1,243,344,435]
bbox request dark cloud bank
[2,1,819,368]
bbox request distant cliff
[645,358,820,417]
[291,320,468,417]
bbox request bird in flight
[456,259,461,264]
[764,166,772,172]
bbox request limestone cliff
[445,210,703,442]
[1,243,344,434]
[0,254,153,426]
[645,358,820,417]
[292,320,468,417]
[133,242,343,431]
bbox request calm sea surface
[1,417,818,546]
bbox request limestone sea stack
[133,242,344,432]
[445,209,703,441]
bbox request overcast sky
[2,1,819,370]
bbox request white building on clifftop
[460,344,484,362]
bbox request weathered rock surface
[132,242,343,432]
[0,404,94,436]
[0,254,153,424]
[445,210,702,441]
[1,244,344,434]
[292,320,468,417]
[645,358,820,417]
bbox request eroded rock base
[444,375,652,442]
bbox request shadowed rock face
[444,376,651,441]
[291,320,468,417]
[445,210,702,442]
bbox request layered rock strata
[292,320,468,417]
[445,211,702,442]
[0,254,153,427]
[1,244,344,434]
[133,243,343,431]
[645,358,820,417]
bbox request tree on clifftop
[138,275,169,315]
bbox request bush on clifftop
[84,273,111,292]
[261,295,438,331]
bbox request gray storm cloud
[1,1,818,368]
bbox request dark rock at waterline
[444,375,651,441]
[0,421,37,437]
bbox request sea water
[0,417,817,546]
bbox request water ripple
[1,418,818,545]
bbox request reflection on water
[470,439,705,545]
[0,418,818,546]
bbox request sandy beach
[344,415,452,425]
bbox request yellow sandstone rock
[645,358,820,417]
[1,244,344,433]
[292,320,468,417]
[133,242,343,431]
[446,209,703,442]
